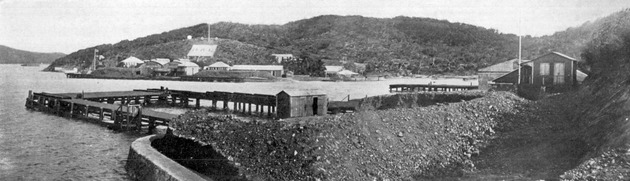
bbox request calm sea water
[0,64,476,180]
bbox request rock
[397,132,404,137]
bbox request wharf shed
[276,90,327,119]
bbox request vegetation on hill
[45,9,630,75]
[0,45,65,64]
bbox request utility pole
[518,36,522,85]
[92,49,98,71]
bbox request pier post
[99,108,104,121]
[267,105,271,117]
[69,103,74,118]
[144,96,150,105]
[55,99,60,115]
[196,98,200,109]
[171,96,176,106]
[248,103,252,114]
[223,100,228,110]
[255,104,259,114]
[84,106,89,117]
[233,101,237,111]
[148,118,155,134]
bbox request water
[0,64,477,180]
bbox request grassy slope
[0,45,65,64]
[45,11,611,75]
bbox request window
[540,63,549,76]
[554,63,565,84]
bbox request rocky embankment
[168,92,527,180]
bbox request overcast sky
[1,0,628,54]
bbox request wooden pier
[26,90,177,133]
[25,87,283,133]
[389,84,478,92]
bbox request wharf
[390,84,478,92]
[27,90,177,133]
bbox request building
[337,69,359,77]
[231,65,284,77]
[494,52,580,93]
[204,61,231,71]
[325,66,344,77]
[187,44,218,61]
[477,58,530,90]
[276,90,328,118]
[271,54,293,63]
[119,56,144,68]
[138,58,171,76]
[165,59,200,76]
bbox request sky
[1,0,629,54]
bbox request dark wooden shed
[276,90,327,118]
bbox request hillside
[0,45,65,64]
[45,10,630,75]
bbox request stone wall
[125,134,209,181]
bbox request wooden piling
[99,108,104,121]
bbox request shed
[205,61,231,71]
[177,61,200,76]
[325,66,344,74]
[120,56,144,68]
[477,58,530,90]
[276,90,327,118]
[522,52,579,88]
[231,65,284,77]
[337,69,359,77]
[271,54,294,63]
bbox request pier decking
[389,84,478,92]
[27,90,177,132]
[25,87,285,133]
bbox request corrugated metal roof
[552,52,577,61]
[150,58,170,65]
[207,61,230,68]
[187,45,217,57]
[337,69,359,75]
[177,61,199,67]
[577,70,588,82]
[121,56,144,64]
[231,65,283,71]
[325,66,344,73]
[479,59,530,72]
[278,89,326,96]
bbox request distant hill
[0,45,65,64]
[45,10,630,75]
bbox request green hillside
[45,10,630,75]
[0,45,65,64]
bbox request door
[312,97,318,115]
[554,63,565,85]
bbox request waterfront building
[230,65,284,77]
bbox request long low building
[229,65,284,77]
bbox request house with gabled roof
[204,61,231,71]
[493,52,582,93]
